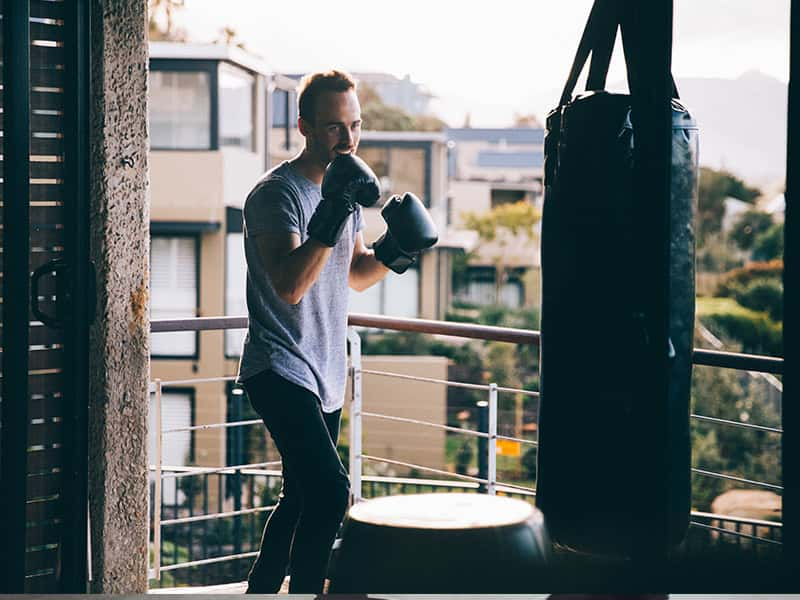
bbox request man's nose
[340,127,354,146]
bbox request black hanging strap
[558,0,678,107]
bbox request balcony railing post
[488,383,497,495]
[347,327,363,503]
[153,378,163,581]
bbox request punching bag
[536,0,698,559]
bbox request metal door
[1,0,91,593]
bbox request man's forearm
[349,249,390,292]
[272,239,333,304]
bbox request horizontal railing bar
[162,419,262,434]
[159,551,259,572]
[361,368,489,391]
[691,413,783,434]
[691,510,783,529]
[157,461,282,479]
[361,454,488,485]
[361,411,489,438]
[151,316,784,375]
[495,386,540,397]
[693,348,783,375]
[692,468,783,491]
[495,481,537,495]
[362,474,480,488]
[349,313,540,344]
[151,316,248,332]
[161,505,275,526]
[496,433,538,447]
[689,521,782,545]
[149,376,237,392]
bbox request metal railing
[147,313,784,584]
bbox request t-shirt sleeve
[243,178,302,238]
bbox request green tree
[691,361,781,511]
[460,200,541,304]
[730,210,775,251]
[357,83,447,131]
[698,167,761,244]
[753,222,784,261]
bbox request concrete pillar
[87,0,150,593]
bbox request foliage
[521,446,538,480]
[513,113,543,128]
[697,167,761,244]
[697,297,782,356]
[455,439,475,475]
[715,259,783,297]
[148,0,188,41]
[357,83,447,132]
[460,201,541,301]
[696,233,745,273]
[690,363,781,511]
[753,222,784,262]
[730,210,775,251]
[735,279,783,322]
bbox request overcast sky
[173,0,790,127]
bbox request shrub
[715,259,783,297]
[735,278,783,322]
[703,312,782,356]
[753,222,784,261]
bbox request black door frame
[0,1,91,593]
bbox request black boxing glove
[373,192,439,274]
[307,153,381,247]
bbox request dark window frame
[149,59,219,151]
[358,140,433,208]
[149,231,202,361]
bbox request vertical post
[232,388,243,556]
[0,0,30,592]
[153,380,163,581]
[488,383,498,496]
[784,0,798,578]
[477,400,488,492]
[347,327,363,503]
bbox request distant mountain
[676,71,787,187]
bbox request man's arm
[255,231,333,304]
[349,231,389,292]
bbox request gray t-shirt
[236,160,363,412]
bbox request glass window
[225,232,248,356]
[150,236,198,357]
[150,70,211,150]
[219,63,255,151]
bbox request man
[237,70,438,594]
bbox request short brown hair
[297,70,356,123]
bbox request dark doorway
[1,1,92,593]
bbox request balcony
[146,313,784,593]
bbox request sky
[171,0,790,127]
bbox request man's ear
[298,116,312,137]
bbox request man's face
[305,89,362,164]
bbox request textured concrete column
[88,0,150,593]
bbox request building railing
[147,313,784,585]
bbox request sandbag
[536,0,698,558]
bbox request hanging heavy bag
[536,0,698,559]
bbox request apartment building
[445,127,545,309]
[147,45,452,490]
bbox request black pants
[242,370,350,594]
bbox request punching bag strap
[558,0,621,106]
[559,0,679,106]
